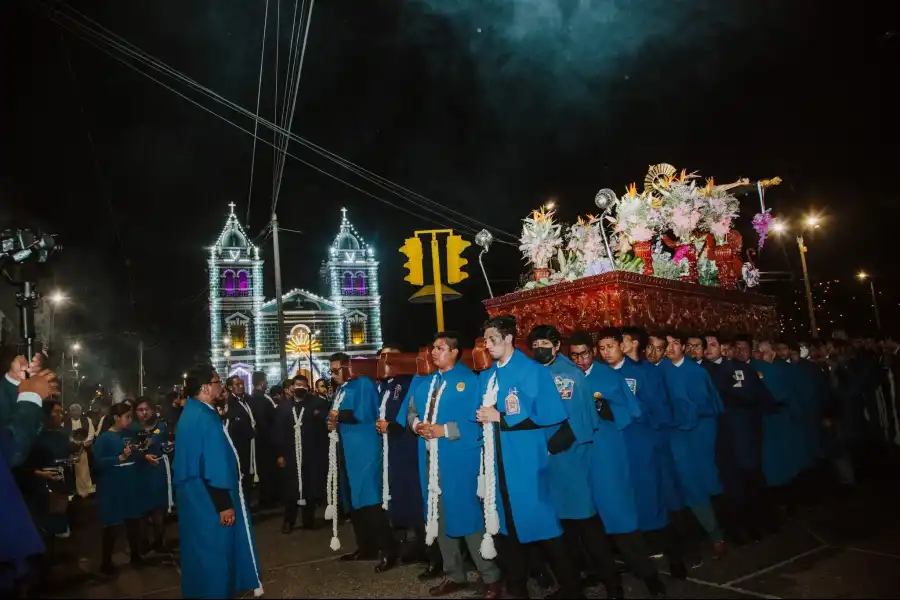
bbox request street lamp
[773,215,822,338]
[71,342,81,352]
[49,291,67,305]
[857,271,881,331]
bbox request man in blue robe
[375,345,428,565]
[478,315,584,599]
[776,340,827,479]
[702,333,777,542]
[570,332,667,599]
[601,327,694,575]
[404,332,502,599]
[328,352,397,572]
[174,364,263,599]
[659,332,727,559]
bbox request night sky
[1,0,898,391]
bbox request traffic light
[446,234,470,284]
[399,236,424,286]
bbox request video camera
[0,227,60,364]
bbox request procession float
[482,163,783,339]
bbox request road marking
[723,545,830,586]
[842,546,900,561]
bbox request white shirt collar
[612,359,625,370]
[585,363,594,376]
[714,357,723,364]
[672,357,685,367]
[5,373,20,386]
[497,353,513,369]
[696,359,703,364]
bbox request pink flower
[629,225,653,242]
[711,218,731,238]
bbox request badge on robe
[554,376,574,400]
[393,384,403,400]
[757,372,764,379]
[624,378,637,395]
[733,370,745,382]
[456,382,465,392]
[505,388,521,416]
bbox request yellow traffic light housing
[399,236,424,286]
[446,234,471,284]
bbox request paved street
[44,474,900,599]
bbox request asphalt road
[43,472,900,599]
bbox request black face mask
[533,347,555,365]
[294,387,309,399]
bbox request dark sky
[1,0,898,390]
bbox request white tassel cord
[478,373,500,560]
[222,422,264,596]
[161,454,174,513]
[294,406,306,506]
[424,379,447,546]
[379,390,392,511]
[325,389,346,551]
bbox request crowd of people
[1,315,898,599]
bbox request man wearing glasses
[173,365,263,599]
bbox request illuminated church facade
[208,203,383,388]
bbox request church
[208,203,383,388]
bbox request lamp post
[773,216,821,339]
[47,291,67,349]
[857,271,882,332]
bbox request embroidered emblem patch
[554,376,575,400]
[733,370,745,382]
[393,384,402,400]
[757,372,764,380]
[624,378,637,395]
[505,389,521,415]
[456,381,466,392]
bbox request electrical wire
[245,0,271,229]
[36,0,519,243]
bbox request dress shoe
[374,554,397,573]
[281,522,294,535]
[418,563,443,580]
[669,560,688,580]
[645,575,667,598]
[532,568,555,589]
[711,541,727,560]
[428,579,468,597]
[482,582,503,599]
[340,550,377,562]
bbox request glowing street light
[772,221,787,235]
[773,215,822,338]
[857,271,881,331]
[49,291,67,305]
[71,342,81,351]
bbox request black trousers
[256,451,280,509]
[284,502,317,528]
[561,517,622,588]
[350,504,397,558]
[101,519,141,567]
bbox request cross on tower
[228,202,236,215]
[341,207,347,221]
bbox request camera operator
[0,351,60,597]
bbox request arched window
[237,270,249,296]
[349,321,366,345]
[230,324,247,350]
[354,271,367,296]
[222,270,236,296]
[342,271,354,295]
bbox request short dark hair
[703,331,722,344]
[528,325,561,346]
[329,352,350,365]
[733,333,752,345]
[665,330,690,346]
[269,385,283,396]
[292,374,309,385]
[185,364,217,397]
[434,331,462,351]
[252,371,267,387]
[483,315,517,343]
[621,326,648,353]
[568,331,594,349]
[596,327,624,344]
[43,398,61,417]
[110,402,132,418]
[226,375,243,389]
[133,396,152,412]
[380,343,404,353]
[314,378,327,389]
[648,330,667,342]
[686,333,707,349]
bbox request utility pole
[429,233,446,331]
[272,213,288,381]
[138,339,144,396]
[797,235,818,339]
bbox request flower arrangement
[608,183,668,254]
[699,178,740,241]
[752,209,773,250]
[519,207,563,270]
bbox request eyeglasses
[685,343,703,349]
[570,350,592,360]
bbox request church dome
[336,232,360,251]
[222,225,248,248]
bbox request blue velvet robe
[336,377,383,510]
[793,359,827,462]
[93,429,142,526]
[378,375,423,528]
[582,361,642,534]
[544,355,598,521]
[660,358,724,508]
[754,359,805,487]
[411,363,485,537]
[174,398,262,599]
[479,350,567,543]
[615,357,672,531]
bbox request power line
[245,0,270,229]
[36,0,520,244]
